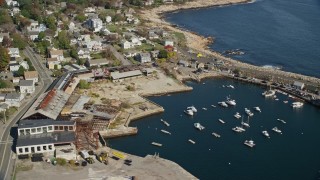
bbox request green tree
[158,50,168,59]
[12,33,27,49]
[16,66,26,77]
[45,15,57,31]
[0,9,12,25]
[69,48,78,60]
[75,13,86,22]
[0,46,9,71]
[78,80,90,89]
[57,31,70,49]
[38,32,45,41]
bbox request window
[42,127,47,132]
[37,146,41,152]
[59,126,63,130]
[48,126,53,131]
[24,147,29,153]
[19,129,24,135]
[31,128,36,133]
[64,126,68,131]
[54,126,58,130]
[43,146,47,151]
[69,126,73,131]
[19,148,23,153]
[48,145,53,150]
[31,147,35,153]
[26,129,30,134]
[37,127,41,132]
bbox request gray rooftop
[110,70,142,80]
[5,93,20,100]
[19,119,75,129]
[19,80,34,87]
[16,131,75,147]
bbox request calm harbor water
[166,0,320,78]
[109,78,320,180]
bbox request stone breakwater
[140,0,320,85]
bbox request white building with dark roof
[5,93,22,107]
[19,80,35,94]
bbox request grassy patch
[173,32,186,47]
[106,24,119,33]
[16,163,33,172]
[136,43,154,52]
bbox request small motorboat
[218,101,228,107]
[211,105,216,108]
[232,126,245,133]
[194,123,205,131]
[187,106,197,112]
[234,112,241,119]
[244,140,256,148]
[272,127,282,134]
[291,102,303,108]
[277,119,286,124]
[184,109,194,116]
[218,119,226,124]
[262,130,270,138]
[212,132,221,138]
[253,107,261,113]
[202,107,207,110]
[245,108,254,116]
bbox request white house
[5,93,22,107]
[83,40,102,51]
[131,37,141,46]
[106,16,112,23]
[87,18,103,32]
[8,48,20,58]
[5,0,19,7]
[29,31,39,41]
[19,80,35,94]
[9,63,20,72]
[27,20,46,33]
[24,71,38,84]
[77,48,91,59]
[50,49,64,62]
[47,58,61,70]
[164,40,174,47]
[20,61,29,70]
[121,40,132,49]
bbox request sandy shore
[140,0,320,84]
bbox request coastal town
[0,0,319,179]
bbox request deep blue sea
[165,0,320,78]
[109,79,320,180]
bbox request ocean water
[165,0,320,78]
[108,79,320,180]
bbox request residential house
[85,58,109,67]
[83,40,102,51]
[27,20,46,33]
[148,31,159,40]
[77,48,91,59]
[110,70,142,82]
[8,48,20,58]
[293,81,305,90]
[84,7,96,13]
[10,7,20,16]
[130,36,141,46]
[50,49,64,62]
[19,80,35,94]
[144,0,154,6]
[46,58,61,70]
[86,18,103,32]
[106,16,112,23]
[20,61,29,70]
[0,94,6,101]
[24,71,39,84]
[5,0,19,7]
[0,33,10,43]
[121,40,131,49]
[9,63,20,72]
[136,53,151,63]
[28,31,39,41]
[150,50,159,59]
[164,40,174,47]
[5,93,22,107]
[12,77,20,83]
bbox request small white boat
[212,132,221,138]
[188,139,196,144]
[218,119,226,124]
[160,129,171,135]
[241,121,250,128]
[227,85,235,89]
[226,97,236,106]
[232,126,246,133]
[253,107,261,113]
[184,109,194,116]
[277,119,286,124]
[194,123,205,130]
[222,85,225,88]
[187,106,197,112]
[262,130,270,138]
[244,140,256,148]
[272,127,282,134]
[234,112,241,119]
[218,101,228,107]
[202,107,207,110]
[151,142,162,147]
[245,108,254,116]
[291,102,304,108]
[275,98,279,101]
[283,101,288,104]
[262,90,275,97]
[160,119,170,127]
[211,105,216,108]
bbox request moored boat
[184,109,194,116]
[194,123,205,130]
[234,112,241,119]
[232,126,246,133]
[187,106,197,112]
[272,127,282,134]
[218,101,228,107]
[218,119,226,124]
[262,130,270,138]
[291,102,303,108]
[245,108,254,116]
[212,132,221,138]
[262,90,275,97]
[244,140,256,148]
[253,106,261,112]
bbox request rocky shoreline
[140,0,320,85]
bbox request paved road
[0,46,53,180]
[106,44,132,66]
